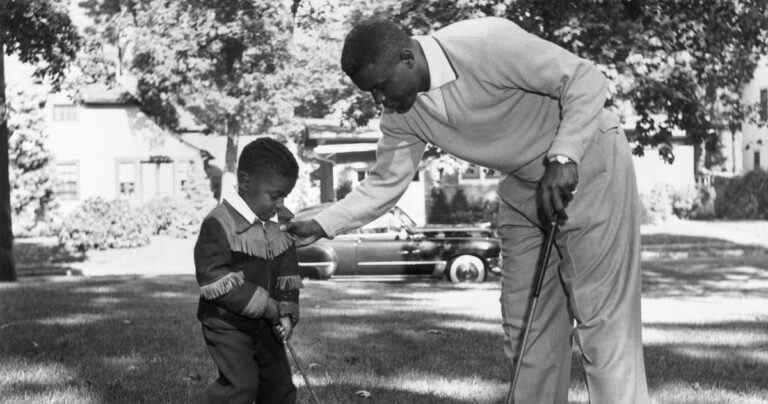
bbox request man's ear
[236,171,250,190]
[400,48,415,68]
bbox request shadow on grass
[14,237,86,277]
[643,321,768,393]
[640,233,737,246]
[1,275,767,403]
[642,257,768,298]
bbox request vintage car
[295,204,502,283]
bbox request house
[433,118,696,203]
[45,85,211,213]
[735,56,768,173]
[301,119,427,225]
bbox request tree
[0,0,80,281]
[395,0,768,174]
[7,85,56,236]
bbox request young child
[194,137,301,404]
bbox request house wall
[740,56,768,172]
[632,145,696,194]
[46,97,201,213]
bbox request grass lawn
[2,258,768,403]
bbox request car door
[354,213,434,276]
[327,233,359,275]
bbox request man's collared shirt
[414,35,457,120]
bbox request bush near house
[429,188,492,225]
[714,170,768,219]
[142,196,206,239]
[57,197,153,252]
[639,183,705,224]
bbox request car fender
[296,243,338,279]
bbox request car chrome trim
[358,260,447,266]
[298,262,336,267]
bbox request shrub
[428,188,451,224]
[640,184,674,224]
[142,196,206,239]
[57,197,153,252]
[450,189,471,214]
[670,184,700,219]
[714,170,768,219]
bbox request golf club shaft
[285,340,322,404]
[506,223,559,404]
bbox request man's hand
[537,158,579,226]
[281,219,327,247]
[274,316,294,342]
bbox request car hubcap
[452,256,483,282]
[457,263,479,281]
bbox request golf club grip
[531,224,558,298]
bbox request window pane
[118,163,137,197]
[462,165,480,179]
[53,105,77,122]
[55,162,79,200]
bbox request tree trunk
[224,135,238,173]
[0,46,17,282]
[693,140,705,176]
[731,132,737,173]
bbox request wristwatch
[548,155,575,165]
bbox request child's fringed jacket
[194,201,302,329]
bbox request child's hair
[237,137,299,180]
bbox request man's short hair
[237,137,298,181]
[341,18,410,79]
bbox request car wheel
[446,255,486,283]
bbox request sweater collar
[414,35,457,91]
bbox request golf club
[505,222,559,404]
[284,338,322,404]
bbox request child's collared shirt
[194,193,301,330]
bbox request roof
[179,133,263,168]
[78,83,138,105]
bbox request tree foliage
[395,0,768,171]
[1,0,80,85]
[7,86,56,236]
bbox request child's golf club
[284,338,322,404]
[505,222,559,404]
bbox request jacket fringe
[200,271,245,300]
[276,275,304,291]
[208,203,294,260]
[230,227,293,260]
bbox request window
[461,165,481,179]
[52,104,77,122]
[761,89,768,121]
[117,162,137,197]
[485,168,503,179]
[175,160,194,193]
[755,151,761,170]
[55,162,79,200]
